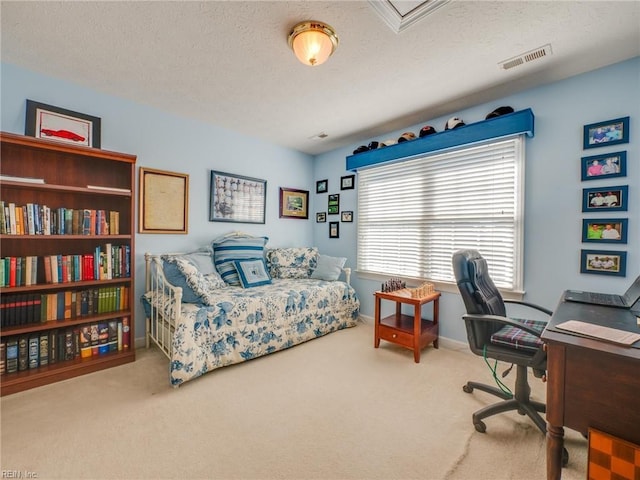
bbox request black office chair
[451,249,551,435]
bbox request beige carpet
[0,321,587,480]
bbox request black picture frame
[25,99,101,148]
[328,194,340,214]
[341,174,355,190]
[316,212,326,223]
[209,170,266,224]
[581,151,626,181]
[316,179,328,193]
[582,185,628,212]
[582,218,628,244]
[583,116,629,149]
[580,249,627,277]
[329,221,340,238]
[341,211,353,222]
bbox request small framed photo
[329,221,340,238]
[328,194,340,214]
[25,99,101,148]
[279,187,309,219]
[316,212,326,223]
[581,151,626,181]
[580,249,627,277]
[582,218,628,244]
[316,179,328,193]
[582,185,628,212]
[341,174,355,190]
[341,211,353,222]
[583,116,629,149]
[210,171,266,224]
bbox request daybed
[142,233,360,386]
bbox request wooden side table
[374,289,440,363]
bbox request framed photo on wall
[209,170,266,224]
[139,167,189,234]
[341,174,355,190]
[582,185,628,212]
[580,249,627,277]
[341,211,353,222]
[316,179,328,193]
[328,194,340,214]
[316,212,326,223]
[279,187,309,219]
[329,221,340,238]
[583,116,629,149]
[581,151,626,181]
[25,99,101,148]
[582,218,628,244]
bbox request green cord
[482,344,513,397]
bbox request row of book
[0,318,131,374]
[0,200,120,236]
[1,285,130,328]
[0,243,131,287]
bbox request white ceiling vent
[500,44,553,70]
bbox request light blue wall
[314,57,639,343]
[1,62,315,342]
[2,58,638,346]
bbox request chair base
[463,365,546,435]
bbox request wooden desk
[374,290,440,362]
[541,296,640,480]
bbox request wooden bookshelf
[0,132,136,396]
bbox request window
[357,136,524,291]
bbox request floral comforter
[146,278,360,386]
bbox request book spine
[28,334,39,369]
[6,338,18,373]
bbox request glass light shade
[288,21,339,67]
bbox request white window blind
[357,136,524,291]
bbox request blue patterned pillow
[162,251,226,304]
[212,234,269,285]
[266,247,318,279]
[234,258,272,288]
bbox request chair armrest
[462,313,545,339]
[504,299,553,316]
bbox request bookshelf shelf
[0,131,137,395]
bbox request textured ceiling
[1,1,639,155]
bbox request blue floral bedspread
[146,278,360,386]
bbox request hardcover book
[6,338,18,373]
[18,335,28,371]
[39,332,49,366]
[28,334,39,369]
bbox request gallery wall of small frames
[315,175,356,238]
[579,116,630,277]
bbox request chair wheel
[474,421,486,433]
[463,384,473,394]
[562,447,569,467]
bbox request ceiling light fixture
[288,21,339,67]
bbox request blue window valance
[346,108,534,171]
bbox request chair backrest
[452,249,507,347]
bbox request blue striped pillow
[212,234,269,285]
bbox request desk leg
[374,295,381,348]
[413,305,421,363]
[433,297,439,349]
[547,424,564,480]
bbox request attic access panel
[368,0,451,33]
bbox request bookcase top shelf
[0,131,136,163]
